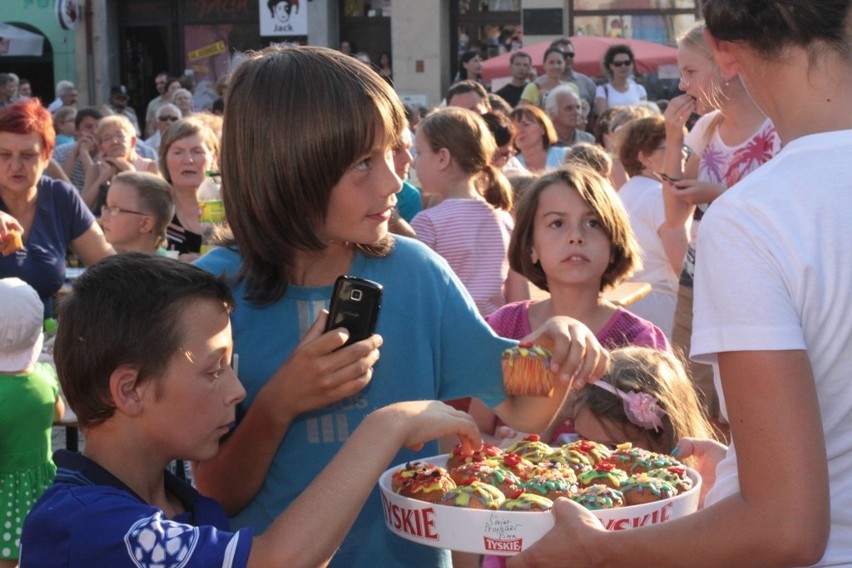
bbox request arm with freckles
[193,312,382,515]
[493,316,608,434]
[508,350,829,568]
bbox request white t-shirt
[617,175,679,337]
[692,130,852,566]
[595,81,647,108]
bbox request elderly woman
[171,88,194,118]
[143,102,181,152]
[82,115,158,213]
[615,114,684,338]
[0,100,113,316]
[509,105,567,173]
[159,116,220,262]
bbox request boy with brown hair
[20,253,479,567]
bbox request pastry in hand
[502,342,557,397]
[0,229,23,256]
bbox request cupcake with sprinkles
[393,463,456,503]
[499,451,537,481]
[450,461,523,497]
[445,441,503,471]
[499,492,554,512]
[571,484,625,510]
[562,439,612,466]
[502,342,557,396]
[620,473,678,506]
[504,434,554,464]
[647,465,693,494]
[523,473,579,501]
[578,462,628,490]
[439,480,505,509]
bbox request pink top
[486,300,670,351]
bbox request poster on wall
[259,0,308,37]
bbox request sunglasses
[158,116,179,122]
[564,52,575,58]
[611,60,633,67]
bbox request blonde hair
[572,347,719,464]
[564,142,613,178]
[96,115,136,141]
[113,171,175,248]
[418,107,513,211]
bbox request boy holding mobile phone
[19,253,480,567]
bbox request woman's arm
[193,314,382,514]
[594,85,608,117]
[69,224,114,266]
[81,161,115,210]
[657,219,689,275]
[508,349,830,568]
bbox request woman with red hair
[0,99,113,316]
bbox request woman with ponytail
[411,106,528,316]
[509,2,852,566]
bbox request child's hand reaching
[525,316,609,388]
[260,310,381,425]
[376,401,482,455]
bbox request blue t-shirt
[20,450,253,567]
[396,180,422,223]
[196,236,515,568]
[0,176,94,315]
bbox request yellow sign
[188,41,226,61]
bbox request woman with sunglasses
[143,102,182,152]
[594,44,647,116]
[0,99,113,317]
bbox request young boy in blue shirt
[19,253,480,567]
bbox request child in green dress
[0,278,63,567]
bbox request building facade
[1,1,699,127]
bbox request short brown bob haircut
[617,114,666,177]
[509,165,641,292]
[222,45,405,303]
[54,253,234,428]
[509,105,558,150]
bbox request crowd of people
[1,0,851,565]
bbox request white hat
[0,277,44,373]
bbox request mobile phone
[324,275,383,347]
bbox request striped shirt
[411,198,513,316]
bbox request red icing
[503,452,522,467]
[596,462,616,473]
[524,434,541,442]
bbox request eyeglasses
[611,60,633,67]
[101,205,149,218]
[99,134,128,144]
[158,116,179,122]
[564,52,575,58]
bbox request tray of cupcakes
[378,436,700,556]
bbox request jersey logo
[124,513,199,567]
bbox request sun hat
[0,277,44,373]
